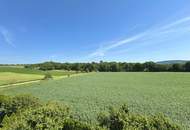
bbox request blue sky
[0,0,190,63]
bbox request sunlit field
[1,72,190,129]
[0,72,43,86]
[0,67,77,77]
[0,67,79,86]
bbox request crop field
[0,72,190,129]
[0,67,77,76]
[0,72,43,85]
[0,67,78,86]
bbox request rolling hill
[157,60,189,64]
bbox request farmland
[0,72,43,86]
[0,67,77,76]
[0,66,78,85]
[1,72,190,129]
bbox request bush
[97,104,181,130]
[43,73,53,80]
[2,102,69,130]
[0,95,41,127]
[62,119,104,130]
[2,101,103,130]
[0,95,181,130]
[0,95,41,116]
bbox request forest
[24,61,190,72]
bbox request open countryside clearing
[0,67,79,86]
[0,67,77,77]
[1,72,190,129]
[0,72,43,86]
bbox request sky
[0,0,190,63]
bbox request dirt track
[0,73,87,89]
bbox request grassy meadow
[0,72,43,85]
[0,67,77,76]
[0,67,78,85]
[0,72,190,129]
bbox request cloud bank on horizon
[89,16,190,58]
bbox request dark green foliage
[0,95,181,130]
[43,73,53,80]
[1,61,189,72]
[184,62,190,72]
[0,95,41,116]
[172,64,183,72]
[0,95,41,127]
[62,119,104,130]
[149,114,181,130]
[133,63,144,72]
[144,62,157,72]
[97,104,181,130]
[2,102,69,130]
[39,62,56,70]
[0,95,103,130]
[24,61,190,72]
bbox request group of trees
[25,61,190,72]
[0,95,181,130]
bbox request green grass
[0,67,77,77]
[46,70,77,77]
[1,72,190,129]
[0,72,43,85]
[0,65,24,68]
[0,67,78,85]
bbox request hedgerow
[0,95,181,130]
[97,104,180,130]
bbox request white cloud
[89,16,190,58]
[0,26,15,47]
[160,16,190,30]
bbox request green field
[1,72,190,129]
[0,67,77,76]
[0,67,78,85]
[0,72,43,85]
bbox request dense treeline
[0,95,181,130]
[25,61,190,72]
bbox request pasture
[0,72,43,86]
[1,72,190,129]
[0,67,78,86]
[0,67,77,76]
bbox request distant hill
[157,60,189,64]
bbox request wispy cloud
[160,16,190,30]
[0,26,15,47]
[89,16,190,57]
[89,33,145,57]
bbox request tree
[43,73,53,80]
[71,63,81,71]
[172,64,183,72]
[133,63,144,71]
[144,62,156,72]
[184,62,190,72]
[110,62,119,72]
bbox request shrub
[62,119,104,130]
[2,102,69,130]
[2,101,104,130]
[0,95,41,128]
[0,95,181,130]
[43,73,53,80]
[0,95,41,116]
[97,104,181,130]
